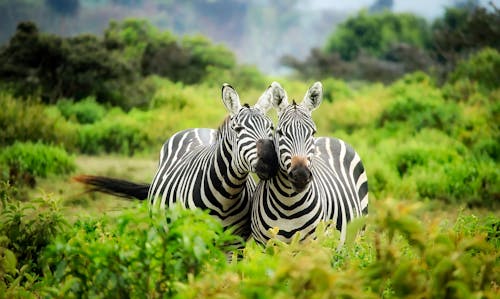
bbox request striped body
[251,82,368,244]
[148,84,277,238]
[74,84,278,240]
[251,136,368,243]
[148,126,255,237]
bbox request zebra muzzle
[255,139,279,180]
[289,157,312,192]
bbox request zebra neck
[212,134,249,191]
[275,170,310,198]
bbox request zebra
[75,83,279,239]
[250,81,369,245]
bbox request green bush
[379,75,459,133]
[177,200,499,298]
[149,80,189,110]
[321,77,354,102]
[77,121,151,156]
[56,97,106,124]
[0,185,68,296]
[0,142,75,180]
[0,93,73,147]
[414,158,499,207]
[448,48,500,93]
[324,10,431,61]
[41,203,240,298]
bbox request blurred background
[1,0,498,76]
[0,1,499,297]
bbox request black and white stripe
[75,84,278,239]
[148,83,277,238]
[251,82,368,245]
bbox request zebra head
[271,81,322,192]
[222,83,278,180]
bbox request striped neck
[213,117,250,193]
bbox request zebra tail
[73,175,150,200]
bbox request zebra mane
[292,99,298,108]
[243,103,250,108]
[216,116,231,140]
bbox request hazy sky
[307,0,499,19]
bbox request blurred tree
[283,10,433,83]
[141,40,190,81]
[0,22,133,105]
[432,4,500,73]
[104,19,175,66]
[0,21,57,98]
[324,10,431,61]
[59,34,134,104]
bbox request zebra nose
[289,166,312,192]
[255,139,279,180]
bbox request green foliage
[56,97,107,124]
[0,142,75,180]
[148,79,189,110]
[432,5,500,69]
[414,158,499,207]
[104,18,172,63]
[321,77,354,102]
[325,10,431,61]
[0,92,73,147]
[41,203,240,298]
[0,22,135,106]
[448,48,500,92]
[0,188,498,298]
[286,5,499,83]
[203,64,269,90]
[177,200,499,298]
[379,73,460,133]
[0,185,68,297]
[0,19,244,108]
[77,115,152,156]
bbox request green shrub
[203,65,269,91]
[0,142,75,181]
[414,158,499,208]
[177,200,499,298]
[149,80,189,110]
[77,118,152,155]
[41,203,240,298]
[379,76,459,133]
[56,97,106,124]
[324,10,431,61]
[0,93,73,147]
[448,48,500,93]
[0,185,68,296]
[321,77,354,102]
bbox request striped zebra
[251,82,369,245]
[75,83,279,239]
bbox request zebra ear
[268,81,288,114]
[301,81,322,112]
[222,83,242,116]
[255,81,285,113]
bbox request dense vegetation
[0,4,499,298]
[283,4,500,83]
[0,19,265,109]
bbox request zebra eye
[234,126,244,133]
[276,128,283,136]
